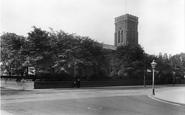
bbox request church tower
[114,14,138,46]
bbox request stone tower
[114,14,138,46]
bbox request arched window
[118,31,120,44]
[131,30,134,43]
[121,29,123,42]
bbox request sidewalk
[0,79,34,90]
[1,110,13,115]
[153,87,185,106]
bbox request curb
[148,95,185,107]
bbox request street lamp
[143,53,146,87]
[173,71,176,86]
[151,60,157,95]
[180,57,183,78]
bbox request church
[103,14,138,50]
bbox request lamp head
[151,60,157,69]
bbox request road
[1,86,185,115]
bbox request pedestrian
[5,78,8,84]
[73,81,76,88]
[21,78,26,90]
[16,78,21,85]
[77,79,80,88]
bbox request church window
[118,31,120,44]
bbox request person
[77,79,80,88]
[21,78,26,90]
[5,78,8,84]
[73,81,76,88]
[16,78,21,85]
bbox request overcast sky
[1,0,184,55]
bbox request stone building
[114,14,138,46]
[103,14,139,50]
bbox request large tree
[170,53,185,78]
[50,30,105,80]
[49,30,83,78]
[27,27,53,76]
[1,33,27,77]
[114,43,145,79]
[78,37,105,80]
[25,27,105,80]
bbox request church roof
[103,44,116,50]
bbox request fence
[34,80,169,89]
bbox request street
[1,86,185,115]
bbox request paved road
[1,86,185,115]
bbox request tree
[27,27,53,77]
[48,30,82,79]
[1,32,27,77]
[170,53,185,79]
[78,37,105,80]
[114,43,145,79]
[49,29,106,80]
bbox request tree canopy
[1,33,27,77]
[1,27,105,80]
[1,27,185,82]
[114,44,145,79]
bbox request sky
[1,0,185,55]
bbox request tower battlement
[115,14,138,23]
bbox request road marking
[87,106,103,110]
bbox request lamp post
[180,57,183,78]
[173,71,176,86]
[151,60,157,95]
[143,54,146,87]
[25,62,29,79]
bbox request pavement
[1,110,12,115]
[0,79,34,91]
[153,87,185,106]
[1,79,185,115]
